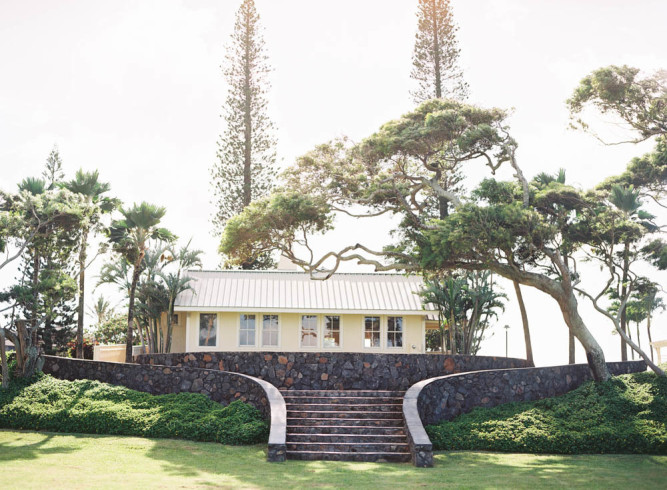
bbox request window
[364,316,380,348]
[387,316,403,348]
[323,316,341,348]
[171,314,179,325]
[301,315,318,347]
[262,314,279,347]
[199,314,217,347]
[239,314,256,346]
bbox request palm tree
[161,240,202,353]
[108,202,175,362]
[63,169,115,358]
[609,184,657,361]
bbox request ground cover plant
[0,370,268,445]
[427,369,667,454]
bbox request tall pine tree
[411,0,468,102]
[212,0,277,269]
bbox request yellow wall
[178,311,425,354]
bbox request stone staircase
[282,389,410,463]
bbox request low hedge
[426,370,667,454]
[0,373,268,445]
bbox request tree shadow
[0,430,78,462]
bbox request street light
[504,324,510,358]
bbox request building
[167,269,438,354]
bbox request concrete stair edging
[403,360,647,467]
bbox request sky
[1,0,666,365]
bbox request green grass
[427,369,667,454]
[0,373,268,445]
[1,430,666,489]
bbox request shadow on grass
[0,430,78,462]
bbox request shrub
[426,370,667,454]
[0,375,268,445]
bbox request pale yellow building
[165,269,438,354]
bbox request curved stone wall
[136,352,529,390]
[403,360,646,467]
[42,356,287,462]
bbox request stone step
[286,403,402,412]
[287,425,405,435]
[283,395,404,405]
[287,433,407,444]
[286,450,411,463]
[287,417,404,427]
[287,442,409,453]
[281,390,405,398]
[286,410,401,419]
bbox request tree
[0,184,85,382]
[107,202,174,362]
[63,169,116,358]
[220,98,665,381]
[42,145,64,189]
[411,0,468,102]
[211,0,277,269]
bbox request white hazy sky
[1,0,666,365]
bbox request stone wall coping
[41,356,287,462]
[403,360,647,467]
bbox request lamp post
[504,324,510,358]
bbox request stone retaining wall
[136,352,529,390]
[417,360,647,425]
[402,360,647,467]
[42,356,287,462]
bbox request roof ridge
[187,269,417,277]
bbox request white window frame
[238,313,258,348]
[198,312,219,348]
[322,315,342,349]
[300,314,320,349]
[386,316,404,349]
[261,314,281,348]
[362,315,382,349]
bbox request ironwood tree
[211,0,277,269]
[220,92,665,381]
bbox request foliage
[66,338,95,359]
[426,370,667,454]
[0,375,268,445]
[92,313,137,345]
[411,0,468,102]
[211,0,277,270]
[420,271,505,354]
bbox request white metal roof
[174,270,435,315]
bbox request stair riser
[288,426,405,435]
[286,452,411,463]
[287,418,404,427]
[287,411,401,419]
[284,397,403,405]
[281,391,405,398]
[287,443,409,453]
[288,434,407,444]
[287,404,401,412]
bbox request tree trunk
[557,293,611,382]
[13,320,43,379]
[431,0,442,98]
[620,241,630,361]
[568,331,575,364]
[126,256,143,363]
[512,280,534,366]
[647,314,654,363]
[76,229,88,358]
[166,303,174,354]
[0,329,8,389]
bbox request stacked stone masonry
[136,352,529,391]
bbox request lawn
[1,430,666,489]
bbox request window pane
[301,315,318,347]
[199,314,217,347]
[262,315,279,347]
[240,314,256,346]
[323,316,340,348]
[387,316,403,348]
[364,316,380,348]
